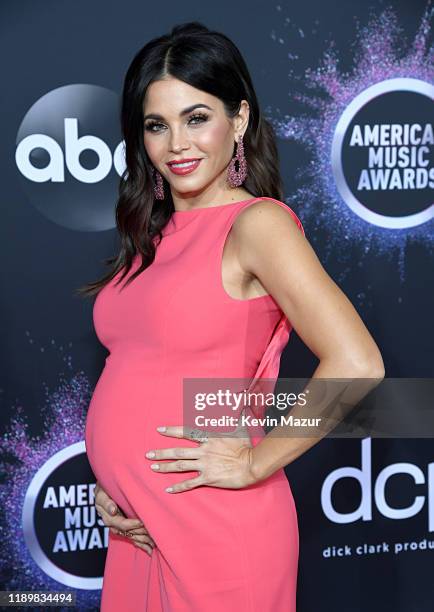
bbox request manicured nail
[150,464,159,470]
[146,451,155,458]
[165,487,173,493]
[156,426,166,432]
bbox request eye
[188,112,209,125]
[144,120,164,133]
[144,112,209,133]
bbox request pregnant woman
[80,21,384,611]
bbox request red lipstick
[167,158,202,176]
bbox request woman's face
[142,76,249,204]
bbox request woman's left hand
[145,425,259,493]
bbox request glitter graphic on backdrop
[0,333,101,610]
[269,4,433,284]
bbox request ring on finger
[189,428,209,444]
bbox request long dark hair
[76,21,284,298]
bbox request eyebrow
[143,103,213,121]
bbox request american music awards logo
[22,441,105,590]
[331,78,433,229]
[272,4,433,283]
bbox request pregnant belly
[84,356,294,537]
[85,358,160,478]
[85,355,290,509]
[84,356,191,487]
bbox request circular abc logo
[332,78,434,229]
[22,441,106,589]
[15,84,126,231]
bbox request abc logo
[15,84,126,231]
[16,118,125,184]
[321,437,433,531]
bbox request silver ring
[189,428,209,444]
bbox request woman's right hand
[94,481,156,555]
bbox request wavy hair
[77,21,284,297]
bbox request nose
[169,126,190,153]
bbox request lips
[167,157,201,165]
[167,158,202,176]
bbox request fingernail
[146,451,155,458]
[151,464,159,470]
[165,487,173,493]
[110,506,116,515]
[156,426,166,432]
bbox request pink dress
[85,196,305,611]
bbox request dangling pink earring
[152,166,164,200]
[227,133,247,188]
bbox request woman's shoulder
[232,196,305,237]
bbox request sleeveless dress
[85,196,305,612]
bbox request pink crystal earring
[227,133,247,188]
[152,166,165,200]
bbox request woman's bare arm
[232,201,385,479]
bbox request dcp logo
[321,437,433,531]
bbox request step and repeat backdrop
[0,1,433,610]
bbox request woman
[80,21,384,611]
